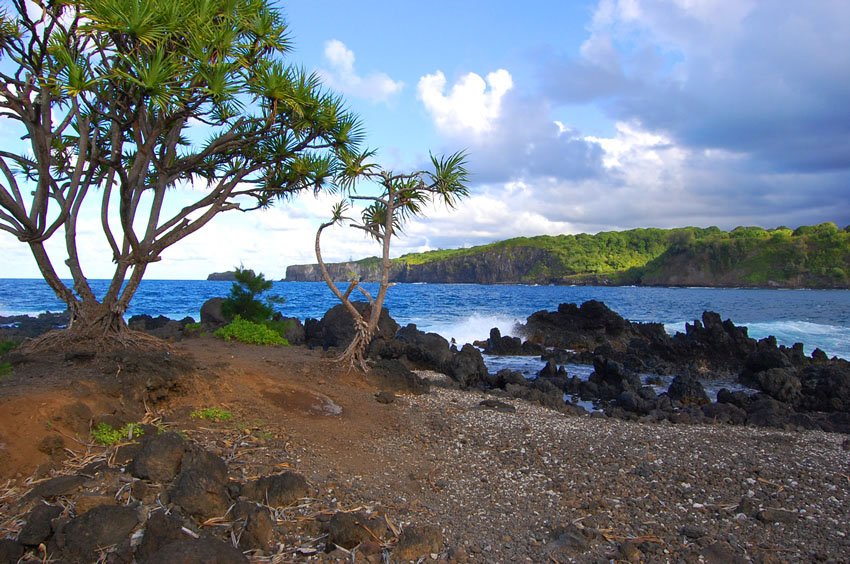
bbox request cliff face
[283,224,850,288]
[286,248,566,284]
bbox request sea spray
[664,320,850,359]
[419,313,523,347]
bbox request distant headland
[282,223,850,289]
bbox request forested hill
[284,223,850,288]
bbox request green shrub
[214,316,289,346]
[222,267,284,322]
[91,422,144,446]
[0,340,17,355]
[190,407,234,422]
[183,321,203,336]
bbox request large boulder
[392,324,454,370]
[449,344,488,388]
[667,375,710,406]
[308,302,399,350]
[586,356,642,400]
[798,362,850,412]
[200,297,227,327]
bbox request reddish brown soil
[0,335,403,484]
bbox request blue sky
[2,0,849,279]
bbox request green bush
[0,340,17,355]
[214,316,289,346]
[222,267,284,322]
[91,422,144,446]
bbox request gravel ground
[327,376,850,563]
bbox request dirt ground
[1,335,848,562]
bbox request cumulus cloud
[319,39,403,103]
[541,0,850,173]
[417,69,514,136]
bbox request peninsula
[284,223,850,288]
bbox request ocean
[1,279,849,362]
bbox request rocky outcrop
[206,271,239,281]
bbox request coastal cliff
[284,223,850,288]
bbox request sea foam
[420,314,524,347]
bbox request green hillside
[287,223,850,288]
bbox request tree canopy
[0,0,370,347]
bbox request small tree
[315,152,469,371]
[0,0,366,350]
[221,266,283,322]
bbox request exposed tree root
[336,321,374,373]
[18,327,170,355]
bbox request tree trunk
[339,318,374,372]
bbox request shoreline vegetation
[280,222,850,289]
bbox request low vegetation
[91,422,144,446]
[214,317,289,346]
[0,340,18,378]
[190,407,234,422]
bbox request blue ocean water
[1,279,849,359]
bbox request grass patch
[214,316,289,346]
[183,321,203,336]
[190,407,233,422]
[91,422,144,446]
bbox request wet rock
[394,524,442,561]
[60,505,139,561]
[239,506,274,552]
[667,375,710,406]
[241,472,308,507]
[387,324,453,371]
[799,362,850,412]
[587,356,641,400]
[489,369,527,389]
[747,368,802,405]
[129,432,186,482]
[18,503,63,546]
[326,511,385,550]
[170,469,230,520]
[479,399,516,413]
[449,344,488,388]
[140,538,248,563]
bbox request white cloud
[417,69,513,136]
[319,39,403,103]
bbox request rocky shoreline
[1,301,849,562]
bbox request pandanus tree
[0,0,369,350]
[315,152,469,371]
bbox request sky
[2,0,850,279]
